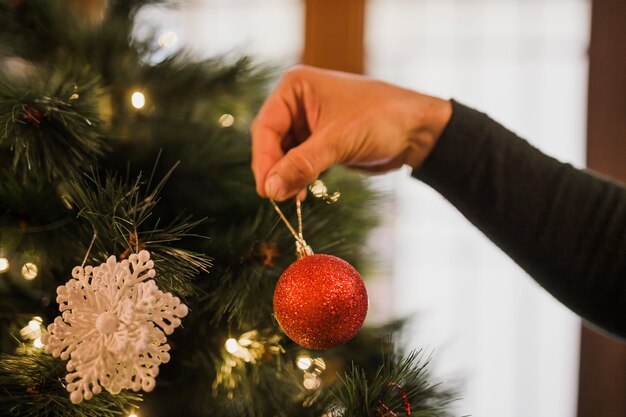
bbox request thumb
[265,131,337,201]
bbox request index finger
[251,79,299,197]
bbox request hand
[251,65,452,201]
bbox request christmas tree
[0,1,454,416]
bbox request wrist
[405,95,453,168]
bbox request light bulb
[296,355,312,370]
[303,373,320,390]
[131,92,146,109]
[0,257,8,273]
[33,337,44,348]
[158,31,178,48]
[28,319,41,331]
[313,357,326,371]
[218,114,235,127]
[21,262,38,280]
[225,338,239,354]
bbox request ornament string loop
[296,198,303,240]
[270,199,313,258]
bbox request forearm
[414,100,626,338]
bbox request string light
[0,257,8,273]
[303,373,321,390]
[216,331,284,394]
[131,92,146,109]
[21,316,43,341]
[158,31,178,48]
[225,338,239,354]
[28,318,42,331]
[218,113,235,128]
[313,357,326,371]
[33,337,44,348]
[296,354,312,370]
[128,413,138,417]
[224,331,283,363]
[21,262,38,280]
[296,354,325,390]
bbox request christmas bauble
[273,254,368,350]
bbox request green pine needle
[0,347,141,417]
[69,163,211,296]
[0,65,106,182]
[330,350,456,417]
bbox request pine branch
[196,205,283,326]
[0,347,141,417]
[145,327,332,417]
[0,65,105,182]
[69,163,211,296]
[142,54,272,108]
[329,350,456,417]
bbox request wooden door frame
[579,0,626,414]
[302,0,364,74]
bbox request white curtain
[365,1,590,416]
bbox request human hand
[251,65,452,201]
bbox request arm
[415,100,626,338]
[251,66,626,338]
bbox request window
[366,1,590,416]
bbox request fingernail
[265,174,287,201]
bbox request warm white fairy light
[131,92,146,109]
[21,316,43,341]
[225,338,239,354]
[218,113,235,127]
[215,332,285,394]
[313,357,326,371]
[33,337,44,348]
[128,413,139,417]
[21,262,38,280]
[303,373,320,390]
[224,331,279,363]
[296,354,312,370]
[297,354,325,390]
[28,318,41,331]
[158,31,178,48]
[0,257,9,273]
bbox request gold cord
[270,200,306,246]
[270,199,313,258]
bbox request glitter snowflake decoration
[41,250,189,404]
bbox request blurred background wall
[146,0,625,415]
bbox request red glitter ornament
[273,253,368,350]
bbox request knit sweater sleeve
[413,100,626,339]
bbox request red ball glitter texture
[273,254,368,350]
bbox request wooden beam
[578,0,626,415]
[303,0,365,74]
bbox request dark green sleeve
[413,100,626,339]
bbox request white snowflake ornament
[41,250,188,404]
